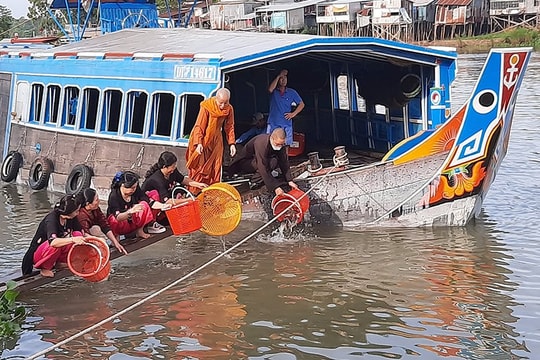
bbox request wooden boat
[0,0,532,230]
[0,229,174,293]
[9,36,60,44]
[239,47,532,226]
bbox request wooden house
[209,1,262,30]
[370,0,414,42]
[434,0,489,39]
[256,0,324,33]
[410,0,437,41]
[489,0,538,31]
[316,0,364,36]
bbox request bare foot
[56,262,68,270]
[40,269,54,278]
[136,229,151,239]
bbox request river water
[1,52,540,359]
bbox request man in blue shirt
[267,69,305,146]
[236,112,267,145]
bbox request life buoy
[65,164,93,195]
[28,157,54,190]
[1,151,23,182]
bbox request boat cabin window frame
[61,86,80,128]
[80,87,100,133]
[13,81,30,123]
[44,84,61,127]
[176,93,205,143]
[148,91,176,140]
[100,88,123,135]
[124,90,148,138]
[337,75,350,110]
[29,83,45,124]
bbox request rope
[0,18,34,37]
[45,133,58,158]
[15,127,27,152]
[26,164,338,360]
[84,140,97,164]
[130,145,145,169]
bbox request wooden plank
[0,229,173,293]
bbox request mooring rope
[27,164,339,360]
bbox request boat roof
[5,28,456,71]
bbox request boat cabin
[0,28,456,194]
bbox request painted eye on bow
[472,89,497,114]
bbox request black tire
[1,151,23,182]
[28,157,54,190]
[65,164,93,195]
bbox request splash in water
[257,219,307,244]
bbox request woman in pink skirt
[107,170,170,239]
[21,195,101,278]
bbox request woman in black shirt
[142,151,207,204]
[21,195,99,277]
[107,170,169,239]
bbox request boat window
[14,82,30,122]
[150,93,174,137]
[62,86,80,127]
[29,84,44,123]
[81,88,100,131]
[337,75,349,110]
[44,85,61,125]
[101,90,122,133]
[125,91,147,135]
[178,94,204,140]
[375,104,386,115]
[354,81,366,113]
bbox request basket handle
[73,242,103,260]
[171,186,196,201]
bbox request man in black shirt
[228,128,298,196]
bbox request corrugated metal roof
[410,0,436,6]
[437,0,471,6]
[256,0,325,12]
[21,28,456,70]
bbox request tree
[28,0,57,35]
[0,5,14,37]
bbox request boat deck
[0,229,174,293]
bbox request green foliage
[459,28,540,50]
[28,0,57,35]
[0,5,14,36]
[156,0,180,13]
[0,281,26,340]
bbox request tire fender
[1,151,23,182]
[65,164,93,195]
[28,157,54,191]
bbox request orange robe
[186,97,235,188]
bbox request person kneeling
[228,128,298,196]
[107,171,170,239]
[21,195,102,278]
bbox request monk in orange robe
[186,88,236,191]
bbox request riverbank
[418,28,540,53]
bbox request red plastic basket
[271,188,310,224]
[68,238,111,282]
[165,187,202,235]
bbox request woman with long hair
[107,170,169,239]
[77,188,127,255]
[142,151,207,205]
[21,195,101,278]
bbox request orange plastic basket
[165,187,202,235]
[68,238,111,282]
[197,182,242,236]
